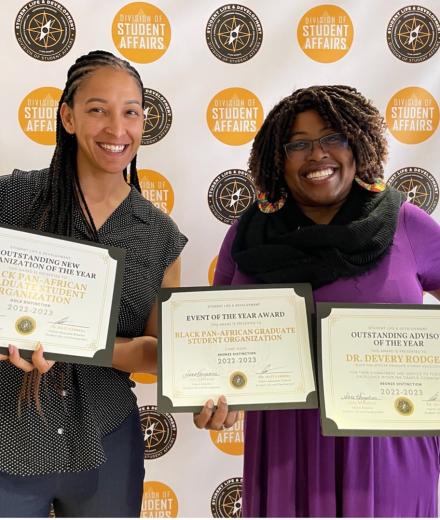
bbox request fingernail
[219,395,227,405]
[8,345,15,355]
[35,342,42,352]
[206,399,214,409]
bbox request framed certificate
[317,303,440,436]
[0,225,125,366]
[157,284,317,412]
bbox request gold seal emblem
[394,396,414,416]
[230,371,247,389]
[15,316,36,335]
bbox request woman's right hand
[0,343,55,373]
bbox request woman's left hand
[2,343,55,374]
[193,395,240,430]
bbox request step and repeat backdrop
[1,0,439,517]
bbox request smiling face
[284,110,356,221]
[60,67,144,179]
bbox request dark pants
[0,408,145,517]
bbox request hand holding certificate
[0,225,125,366]
[158,284,317,412]
[317,303,440,436]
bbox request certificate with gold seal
[0,225,125,366]
[317,303,440,436]
[157,284,317,412]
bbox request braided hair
[249,85,388,202]
[25,50,144,239]
[19,50,144,413]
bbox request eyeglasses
[283,133,349,159]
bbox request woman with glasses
[194,85,440,517]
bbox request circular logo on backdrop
[208,256,218,285]
[15,1,75,61]
[211,477,243,518]
[18,87,62,145]
[387,167,439,214]
[209,411,244,456]
[142,88,172,145]
[387,6,440,63]
[138,405,177,459]
[138,169,174,214]
[142,481,178,517]
[130,372,157,384]
[112,2,171,63]
[208,169,257,224]
[207,88,263,145]
[206,4,263,64]
[386,87,439,144]
[297,4,354,63]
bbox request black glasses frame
[283,132,348,158]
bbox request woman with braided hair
[0,50,186,516]
[195,85,440,517]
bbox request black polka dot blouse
[0,169,187,476]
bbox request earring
[257,189,287,213]
[354,176,386,193]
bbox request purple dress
[214,202,440,517]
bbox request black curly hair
[249,85,388,202]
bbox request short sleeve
[214,221,238,286]
[403,202,440,291]
[148,206,187,269]
[161,216,188,268]
[0,169,46,226]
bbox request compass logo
[387,6,440,63]
[387,167,439,214]
[138,405,177,459]
[206,4,263,64]
[208,169,257,225]
[211,477,243,518]
[141,88,172,145]
[15,1,75,61]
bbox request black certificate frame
[157,283,317,413]
[0,224,125,367]
[317,302,440,437]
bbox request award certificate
[158,284,317,412]
[318,303,440,436]
[0,225,125,366]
